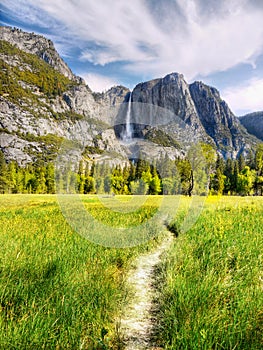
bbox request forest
[0,143,262,196]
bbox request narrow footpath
[120,233,174,350]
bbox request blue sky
[1,0,263,115]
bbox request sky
[1,0,263,115]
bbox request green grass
[0,195,163,349]
[0,195,262,349]
[157,196,263,349]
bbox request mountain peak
[190,81,220,100]
[0,26,80,83]
[163,72,184,82]
[0,27,260,165]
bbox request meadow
[0,195,262,349]
[0,194,163,349]
[158,196,263,349]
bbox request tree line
[0,144,262,196]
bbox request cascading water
[122,92,133,142]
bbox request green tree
[237,166,256,195]
[162,178,174,195]
[36,167,47,193]
[211,168,225,195]
[135,156,149,179]
[95,177,104,194]
[130,179,149,195]
[238,154,246,172]
[254,144,263,195]
[16,168,25,193]
[104,175,111,194]
[176,159,193,196]
[45,163,55,193]
[0,151,8,193]
[187,143,210,195]
[77,160,85,194]
[150,174,162,195]
[7,161,17,193]
[210,155,225,195]
[84,176,95,194]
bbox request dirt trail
[120,233,173,350]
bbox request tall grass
[1,195,262,349]
[0,195,163,349]
[158,196,263,349]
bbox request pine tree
[84,176,95,194]
[7,161,17,193]
[36,167,47,194]
[104,175,111,194]
[45,163,55,193]
[254,144,263,195]
[0,151,8,193]
[135,155,149,179]
[238,154,246,172]
[77,161,85,194]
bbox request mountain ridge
[0,26,261,166]
[239,111,263,141]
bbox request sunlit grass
[0,195,262,349]
[0,194,164,349]
[157,196,263,349]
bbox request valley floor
[0,195,262,349]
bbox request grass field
[157,196,263,349]
[0,195,262,349]
[0,195,164,349]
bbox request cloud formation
[82,73,119,92]
[2,0,263,112]
[222,78,263,115]
[2,0,263,80]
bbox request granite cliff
[0,26,260,166]
[239,112,263,141]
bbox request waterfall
[123,92,133,142]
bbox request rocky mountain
[0,26,131,166]
[0,26,79,83]
[131,73,258,158]
[0,26,260,167]
[239,112,263,141]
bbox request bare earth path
[120,233,174,350]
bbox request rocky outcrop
[132,73,199,125]
[93,85,130,106]
[189,81,256,157]
[0,26,81,83]
[130,73,258,158]
[0,26,260,165]
[239,112,263,141]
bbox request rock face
[239,112,263,141]
[129,74,209,148]
[189,81,255,157]
[132,73,258,158]
[0,26,260,166]
[0,26,80,82]
[0,26,131,165]
[132,73,197,123]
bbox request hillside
[0,27,129,166]
[0,26,260,167]
[239,112,263,141]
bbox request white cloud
[222,78,263,115]
[81,73,119,92]
[3,0,263,82]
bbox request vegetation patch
[0,194,162,349]
[145,128,181,149]
[0,40,77,102]
[157,196,263,349]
